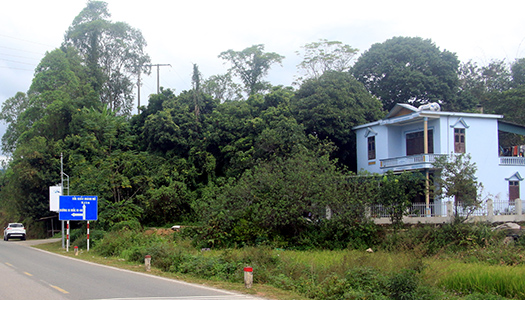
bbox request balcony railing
[380,153,445,169]
[381,154,525,170]
[499,157,525,166]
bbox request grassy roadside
[32,225,525,300]
[32,240,305,300]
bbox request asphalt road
[0,239,256,300]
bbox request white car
[4,223,26,241]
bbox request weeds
[83,223,525,300]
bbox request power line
[0,65,34,72]
[0,51,41,60]
[0,45,44,56]
[0,58,36,66]
[0,33,55,48]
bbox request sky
[1,0,525,160]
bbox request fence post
[446,201,453,222]
[486,198,494,222]
[516,199,523,216]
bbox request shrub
[381,223,502,256]
[388,269,420,300]
[192,149,378,249]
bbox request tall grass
[87,224,525,300]
[438,262,525,299]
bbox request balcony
[499,157,525,166]
[380,153,445,170]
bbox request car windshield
[10,224,23,228]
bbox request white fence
[499,157,525,166]
[370,199,525,224]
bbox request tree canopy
[2,2,525,247]
[63,0,151,115]
[219,44,284,96]
[352,36,460,111]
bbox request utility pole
[144,63,171,93]
[60,153,70,249]
[137,64,171,110]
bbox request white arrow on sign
[71,204,87,220]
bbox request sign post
[59,195,98,252]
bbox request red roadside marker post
[244,266,253,288]
[145,255,152,272]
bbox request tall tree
[63,0,151,115]
[202,73,243,102]
[0,92,29,155]
[292,71,385,171]
[511,58,525,88]
[219,44,284,96]
[192,63,202,120]
[455,59,513,111]
[352,36,459,111]
[295,39,358,81]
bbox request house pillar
[424,117,430,216]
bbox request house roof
[352,103,503,130]
[498,120,525,135]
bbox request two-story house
[353,103,525,221]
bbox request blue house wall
[353,103,525,202]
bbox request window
[406,130,433,156]
[509,181,520,202]
[368,136,376,160]
[454,128,465,153]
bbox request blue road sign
[59,195,98,221]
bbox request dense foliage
[2,1,525,249]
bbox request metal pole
[61,153,64,249]
[157,65,160,94]
[87,221,90,252]
[137,69,141,110]
[66,221,70,252]
[424,117,430,217]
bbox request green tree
[192,63,202,120]
[64,0,151,115]
[352,36,459,111]
[295,39,359,81]
[193,147,353,247]
[0,92,29,155]
[376,171,423,229]
[219,44,284,96]
[455,59,513,112]
[292,71,385,171]
[202,73,243,102]
[511,58,525,87]
[432,154,483,223]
